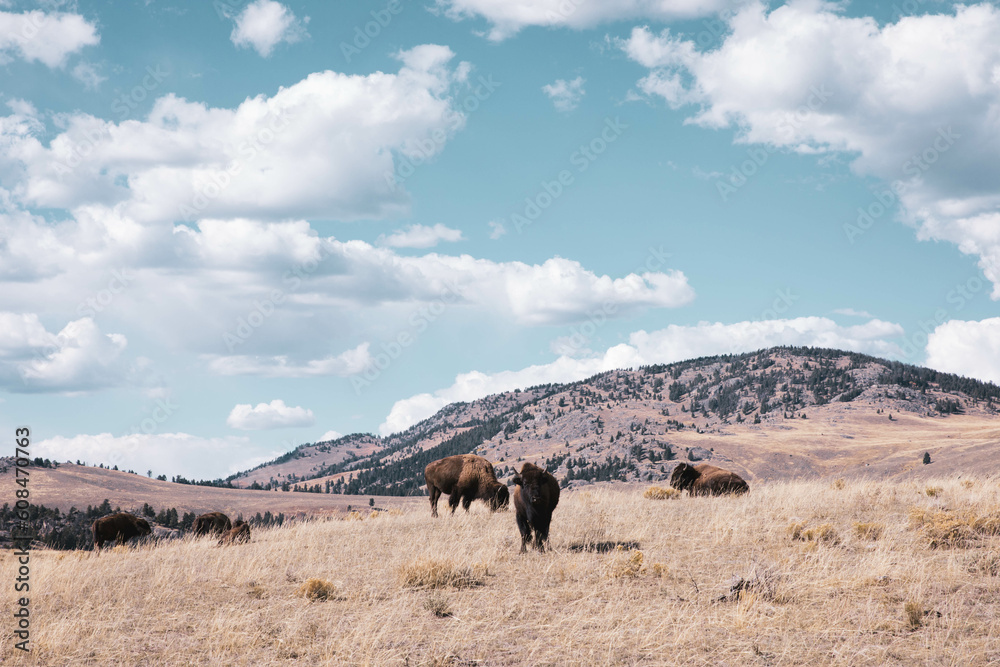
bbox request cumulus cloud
[378,223,464,248]
[318,430,343,442]
[229,0,308,57]
[227,399,316,430]
[71,62,106,90]
[0,313,130,393]
[926,318,1000,385]
[542,76,585,112]
[0,10,99,68]
[436,0,740,41]
[34,432,263,480]
[621,2,1000,297]
[378,316,905,434]
[487,220,506,240]
[205,343,372,377]
[0,44,469,223]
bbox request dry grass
[297,578,339,601]
[3,476,1000,665]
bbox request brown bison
[512,462,560,553]
[424,454,510,518]
[669,463,749,496]
[193,511,232,536]
[218,520,250,546]
[92,512,152,551]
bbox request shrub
[925,486,943,497]
[606,546,645,579]
[398,558,488,589]
[423,592,453,618]
[643,486,680,500]
[853,522,884,541]
[904,600,924,630]
[908,507,1000,548]
[832,479,846,490]
[298,578,339,601]
[787,521,839,544]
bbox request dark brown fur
[512,462,560,553]
[669,463,749,496]
[424,454,510,517]
[193,511,232,536]
[218,520,250,546]
[92,512,152,551]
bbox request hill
[228,347,1000,496]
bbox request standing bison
[193,511,232,536]
[669,463,749,496]
[218,520,251,546]
[424,454,510,517]
[92,513,152,551]
[511,462,560,553]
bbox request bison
[511,462,560,553]
[424,454,510,518]
[218,520,250,546]
[669,463,749,496]
[193,511,232,536]
[92,512,152,551]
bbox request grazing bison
[511,462,560,553]
[193,511,232,536]
[669,463,749,496]
[92,513,152,551]
[218,520,250,546]
[424,454,510,518]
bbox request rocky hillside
[228,347,1000,494]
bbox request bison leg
[428,485,441,517]
[533,515,551,552]
[515,514,532,554]
[461,493,474,512]
[447,490,462,514]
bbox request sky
[2,0,999,479]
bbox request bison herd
[89,456,747,554]
[423,454,748,553]
[91,510,250,552]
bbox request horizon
[2,0,1000,479]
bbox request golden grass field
[3,477,1000,666]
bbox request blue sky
[2,0,998,478]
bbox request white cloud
[542,76,585,112]
[436,0,740,41]
[0,10,99,68]
[834,307,874,318]
[318,430,342,442]
[205,343,372,377]
[926,318,1000,385]
[378,316,905,434]
[378,223,464,248]
[227,399,316,430]
[34,432,262,480]
[71,62,106,90]
[487,219,506,240]
[229,0,308,57]
[0,313,130,393]
[621,2,1000,298]
[0,44,469,223]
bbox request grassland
[3,477,1000,665]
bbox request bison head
[136,518,153,536]
[489,484,510,512]
[512,463,549,505]
[669,463,700,491]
